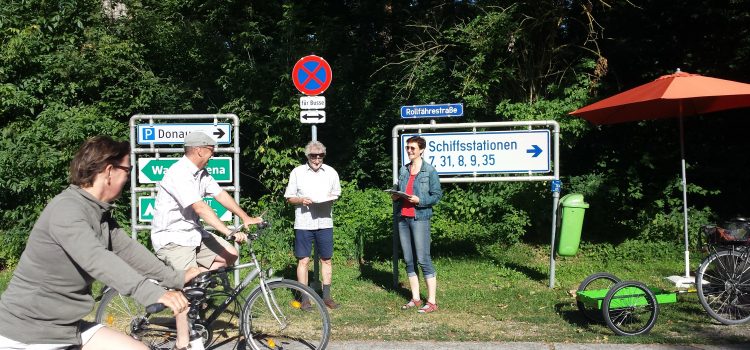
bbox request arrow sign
[137,123,232,145]
[300,110,326,124]
[139,197,232,222]
[139,197,156,222]
[138,157,233,183]
[400,130,550,175]
[526,145,542,157]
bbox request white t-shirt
[284,163,341,230]
[151,156,222,251]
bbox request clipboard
[310,195,339,204]
[384,189,410,199]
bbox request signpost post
[130,114,243,284]
[292,55,334,290]
[390,119,561,289]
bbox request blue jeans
[398,217,436,279]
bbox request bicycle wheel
[696,248,750,325]
[602,281,659,336]
[95,288,177,348]
[576,272,621,322]
[241,279,330,350]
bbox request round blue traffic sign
[292,55,332,96]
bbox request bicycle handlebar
[227,220,270,242]
[146,303,166,314]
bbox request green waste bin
[558,193,589,256]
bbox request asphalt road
[208,340,750,350]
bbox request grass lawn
[2,242,750,345]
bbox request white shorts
[0,322,104,349]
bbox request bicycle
[695,218,750,325]
[95,221,331,350]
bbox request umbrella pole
[679,114,690,278]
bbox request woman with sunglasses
[392,136,443,313]
[0,136,197,350]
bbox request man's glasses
[113,164,133,174]
[308,153,326,159]
[406,146,419,151]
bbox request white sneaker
[189,337,205,350]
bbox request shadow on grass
[555,302,597,328]
[274,265,298,280]
[503,261,547,282]
[357,262,412,300]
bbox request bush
[433,183,531,254]
[333,180,392,261]
[0,106,126,266]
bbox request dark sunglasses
[406,146,419,151]
[113,164,133,173]
[308,153,326,159]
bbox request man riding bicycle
[151,131,263,273]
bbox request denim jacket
[393,160,443,220]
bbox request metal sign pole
[311,125,321,291]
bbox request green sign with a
[139,197,232,222]
[138,157,233,183]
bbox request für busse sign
[401,130,550,175]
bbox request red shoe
[401,299,422,310]
[418,302,438,313]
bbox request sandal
[418,301,438,314]
[401,299,422,310]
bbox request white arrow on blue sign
[137,123,232,145]
[400,103,463,119]
[401,130,550,175]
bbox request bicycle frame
[97,222,298,345]
[194,238,289,332]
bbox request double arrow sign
[300,96,326,124]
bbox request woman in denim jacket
[392,136,443,313]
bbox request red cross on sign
[292,55,332,96]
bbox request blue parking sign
[142,127,155,141]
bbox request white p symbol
[142,128,155,141]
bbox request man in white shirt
[284,141,342,309]
[151,131,262,272]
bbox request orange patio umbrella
[570,69,750,283]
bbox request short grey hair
[304,141,326,156]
